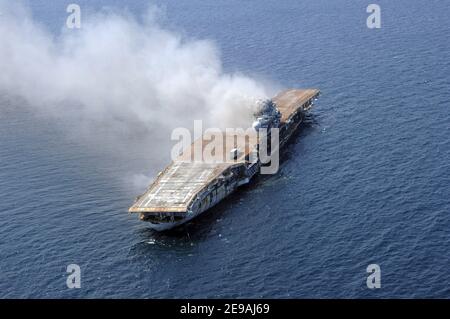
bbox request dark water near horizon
[1,0,449,298]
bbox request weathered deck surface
[177,130,258,163]
[273,89,319,122]
[129,89,319,214]
[130,161,230,213]
[129,130,257,213]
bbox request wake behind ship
[129,89,320,231]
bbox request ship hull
[144,175,242,231]
[145,112,307,231]
[129,89,320,231]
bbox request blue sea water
[0,0,449,298]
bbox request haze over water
[0,0,449,298]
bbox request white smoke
[0,2,275,176]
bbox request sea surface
[0,0,449,298]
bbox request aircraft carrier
[129,89,320,231]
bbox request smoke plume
[0,1,275,181]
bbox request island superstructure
[129,89,320,231]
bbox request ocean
[0,0,449,298]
